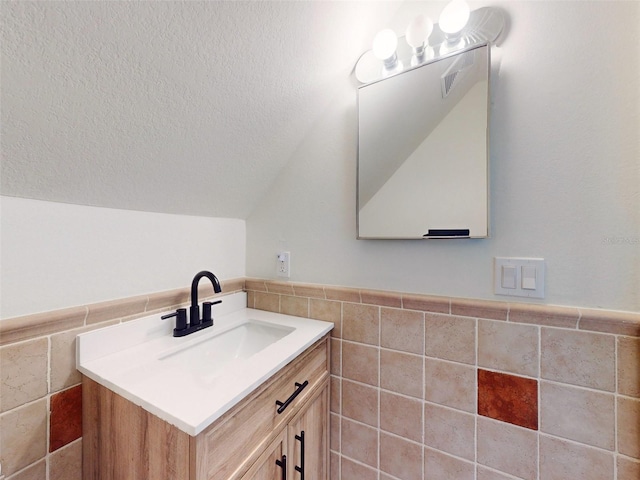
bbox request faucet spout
[190,270,222,326]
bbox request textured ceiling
[1,1,400,218]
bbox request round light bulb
[372,29,398,62]
[439,0,470,34]
[405,15,434,50]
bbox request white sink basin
[158,320,294,380]
[77,292,333,435]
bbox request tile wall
[1,277,639,480]
[245,279,640,480]
[0,279,244,480]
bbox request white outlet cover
[277,251,291,278]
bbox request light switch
[501,265,517,289]
[494,257,545,299]
[522,265,537,290]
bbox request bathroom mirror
[357,43,490,239]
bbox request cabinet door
[287,384,329,480]
[242,430,288,480]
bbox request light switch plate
[494,257,545,298]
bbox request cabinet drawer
[193,335,329,480]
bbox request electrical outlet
[276,251,291,278]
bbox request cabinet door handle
[275,454,287,480]
[295,430,305,479]
[275,380,308,414]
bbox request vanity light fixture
[405,14,434,64]
[372,28,400,71]
[354,1,505,85]
[439,0,471,42]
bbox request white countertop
[77,292,333,436]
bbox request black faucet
[161,270,222,337]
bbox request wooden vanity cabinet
[83,335,330,480]
[243,384,328,480]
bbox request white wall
[247,1,640,312]
[0,196,246,318]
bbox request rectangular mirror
[357,44,490,239]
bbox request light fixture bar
[354,6,505,85]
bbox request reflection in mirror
[357,44,490,239]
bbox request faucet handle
[202,300,222,323]
[161,308,188,332]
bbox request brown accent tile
[451,298,508,321]
[380,308,424,354]
[0,338,48,413]
[50,438,82,480]
[342,342,379,387]
[50,385,83,452]
[477,417,538,480]
[618,336,640,398]
[280,295,309,317]
[341,418,378,468]
[244,278,267,292]
[325,286,361,303]
[380,391,422,442]
[380,432,422,480]
[540,381,614,450]
[360,289,402,308]
[330,375,341,414]
[541,328,615,391]
[380,349,423,398]
[425,358,476,413]
[425,313,476,365]
[330,413,340,451]
[6,459,46,480]
[424,447,474,480]
[146,287,190,311]
[539,434,614,480]
[509,303,579,328]
[0,307,86,346]
[617,456,640,480]
[0,399,47,476]
[402,294,450,314]
[343,303,379,346]
[618,396,640,459]
[478,320,539,377]
[292,283,326,299]
[265,281,294,295]
[478,369,538,430]
[310,299,342,337]
[342,380,378,427]
[341,457,377,480]
[86,295,147,324]
[330,338,341,376]
[578,308,640,336]
[253,292,280,313]
[476,466,517,480]
[424,403,475,460]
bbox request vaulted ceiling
[1,1,401,218]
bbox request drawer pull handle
[295,430,305,479]
[275,455,287,480]
[275,380,309,414]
